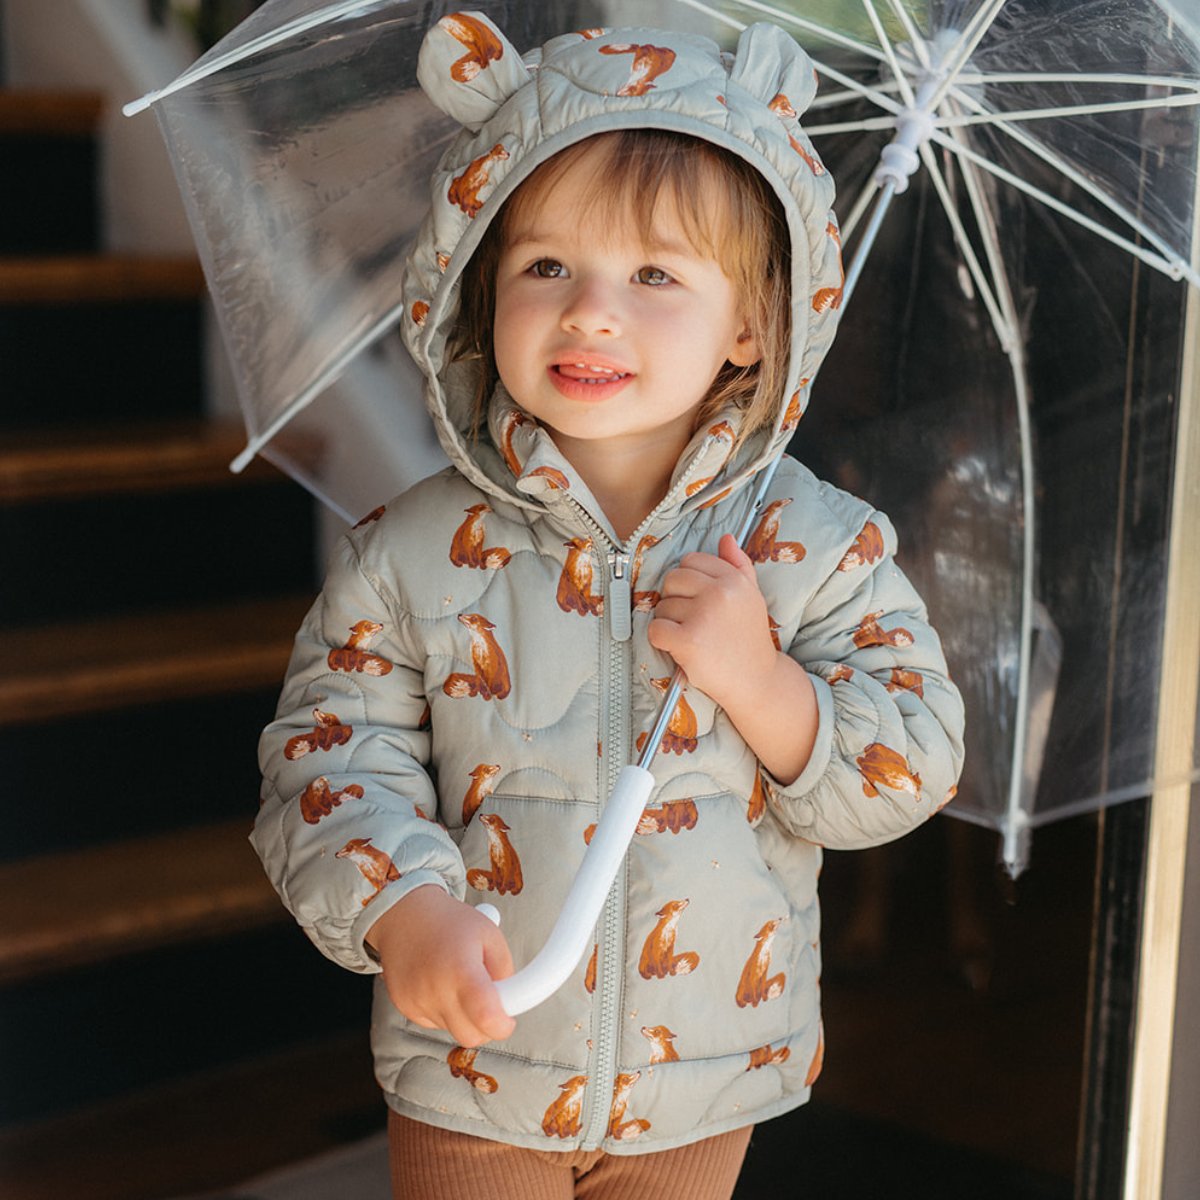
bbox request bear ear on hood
[727,21,819,117]
[417,11,532,132]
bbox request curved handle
[489,765,654,1016]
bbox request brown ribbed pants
[388,1110,752,1200]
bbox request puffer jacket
[251,12,965,1155]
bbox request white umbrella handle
[479,765,654,1016]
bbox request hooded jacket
[252,12,965,1155]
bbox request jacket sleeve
[251,531,466,973]
[763,510,965,849]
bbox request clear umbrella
[126,1,1197,950]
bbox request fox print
[598,43,676,96]
[450,504,512,570]
[466,813,523,895]
[284,709,352,760]
[461,762,500,825]
[746,1043,791,1071]
[638,678,698,755]
[335,838,399,906]
[299,777,363,824]
[438,13,505,82]
[630,534,661,611]
[327,621,393,676]
[447,1046,499,1093]
[641,1024,680,1064]
[637,799,699,835]
[443,613,512,700]
[812,222,844,313]
[887,668,925,698]
[497,408,530,477]
[852,611,914,650]
[542,1076,588,1139]
[747,771,767,825]
[608,1071,651,1141]
[557,537,604,617]
[805,1023,825,1085]
[639,899,700,979]
[735,919,787,1007]
[744,499,807,564]
[857,742,922,801]
[837,521,885,571]
[447,144,509,218]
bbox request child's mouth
[553,363,632,385]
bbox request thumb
[718,532,755,575]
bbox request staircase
[0,85,381,1199]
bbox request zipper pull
[608,551,632,642]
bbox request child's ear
[728,321,762,368]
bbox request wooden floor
[0,814,1094,1199]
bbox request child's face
[491,143,759,466]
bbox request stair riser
[0,300,203,429]
[0,136,100,255]
[0,926,373,1126]
[0,690,287,864]
[0,482,315,624]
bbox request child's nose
[560,278,621,338]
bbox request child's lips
[547,360,635,399]
[552,361,633,383]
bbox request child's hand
[366,884,516,1047]
[647,533,777,708]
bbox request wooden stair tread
[0,255,205,303]
[0,1031,380,1200]
[0,89,105,136]
[0,594,313,725]
[0,419,280,503]
[0,819,284,982]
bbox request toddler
[253,13,965,1200]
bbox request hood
[400,11,844,530]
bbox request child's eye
[635,266,671,286]
[531,259,565,278]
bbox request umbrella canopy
[128,0,1200,872]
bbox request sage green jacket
[252,13,965,1155]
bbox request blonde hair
[451,129,792,445]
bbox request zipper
[562,499,632,1150]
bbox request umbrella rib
[924,0,1008,114]
[936,89,1200,284]
[882,0,930,69]
[124,0,374,115]
[935,93,1200,128]
[859,0,916,109]
[839,175,884,242]
[684,0,886,61]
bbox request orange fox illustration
[598,43,676,96]
[641,1024,680,1064]
[631,534,661,611]
[353,505,385,528]
[637,799,699,835]
[735,918,787,1008]
[746,1042,791,1071]
[887,668,925,698]
[585,944,597,994]
[447,144,509,218]
[450,504,512,570]
[498,408,531,477]
[527,465,571,490]
[698,485,732,511]
[443,613,512,700]
[812,222,844,313]
[328,620,394,676]
[852,611,914,650]
[462,762,501,825]
[608,1071,651,1141]
[542,1076,588,1139]
[828,664,854,684]
[639,899,701,979]
[768,614,782,652]
[747,771,767,825]
[642,678,698,755]
[781,388,804,434]
[838,521,885,572]
[744,499,807,564]
[299,776,364,824]
[805,1022,825,1085]
[768,92,797,119]
[767,93,827,175]
[557,537,605,617]
[439,13,505,82]
[447,1046,499,1093]
[857,743,922,801]
[284,709,352,760]
[466,813,523,895]
[335,837,400,906]
[410,300,429,326]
